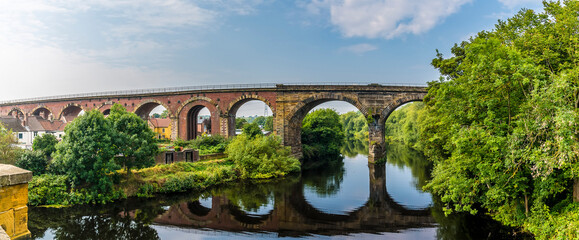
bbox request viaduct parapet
[0,84,427,161]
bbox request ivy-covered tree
[52,110,118,193]
[32,133,58,158]
[422,1,579,237]
[108,104,158,174]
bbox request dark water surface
[29,144,528,239]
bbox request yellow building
[148,118,171,140]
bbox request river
[28,143,529,239]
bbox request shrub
[226,134,300,179]
[16,150,48,175]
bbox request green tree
[16,150,48,175]
[384,102,426,150]
[32,133,58,159]
[264,116,273,132]
[253,116,267,126]
[108,104,158,174]
[52,110,119,192]
[340,111,368,140]
[242,122,263,138]
[301,108,344,167]
[422,1,579,237]
[0,123,20,165]
[235,118,248,129]
[160,109,169,118]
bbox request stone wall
[0,164,32,240]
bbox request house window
[18,133,23,139]
[162,128,165,133]
[34,132,38,137]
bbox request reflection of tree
[53,214,160,240]
[29,205,160,240]
[431,196,532,240]
[341,138,369,158]
[223,182,274,213]
[384,143,432,189]
[301,159,345,197]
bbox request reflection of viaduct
[153,164,434,236]
[0,84,426,160]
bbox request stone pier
[0,164,32,240]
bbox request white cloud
[304,0,472,39]
[340,43,378,55]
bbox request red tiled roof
[149,118,170,128]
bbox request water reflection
[28,143,529,239]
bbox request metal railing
[0,82,427,105]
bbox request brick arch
[176,96,219,117]
[97,103,113,115]
[378,93,426,126]
[7,107,26,121]
[225,95,275,117]
[133,99,173,119]
[58,103,85,120]
[284,93,365,156]
[177,97,220,140]
[30,105,54,119]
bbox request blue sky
[0,0,543,106]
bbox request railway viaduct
[0,83,427,161]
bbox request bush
[28,174,71,206]
[15,150,48,175]
[32,133,58,158]
[226,134,300,179]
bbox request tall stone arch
[282,92,365,158]
[378,93,426,126]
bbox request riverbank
[29,157,298,207]
[117,159,238,198]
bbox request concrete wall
[0,164,32,240]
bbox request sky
[0,0,544,115]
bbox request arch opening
[32,107,52,120]
[7,108,25,121]
[60,105,83,121]
[137,103,172,141]
[229,100,273,136]
[134,102,165,120]
[288,99,366,162]
[186,106,211,140]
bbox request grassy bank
[118,159,238,198]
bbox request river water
[28,144,528,239]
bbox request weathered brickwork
[0,164,32,240]
[0,85,426,161]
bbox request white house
[0,116,66,149]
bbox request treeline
[235,116,273,131]
[384,102,426,151]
